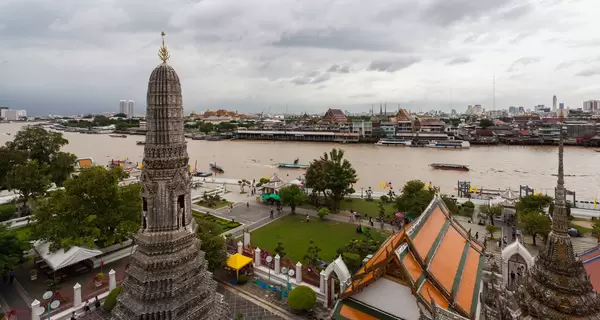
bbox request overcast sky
[1,0,599,116]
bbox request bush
[380,195,389,203]
[317,208,330,220]
[103,286,123,311]
[288,286,317,311]
[237,274,248,285]
[463,201,475,209]
[341,252,362,274]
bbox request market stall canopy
[262,173,289,190]
[33,241,103,271]
[500,188,519,201]
[289,179,304,186]
[261,193,281,201]
[226,253,253,271]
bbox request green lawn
[192,210,241,233]
[194,199,232,209]
[302,198,396,219]
[250,215,389,263]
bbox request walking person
[306,214,310,223]
[94,296,101,310]
[246,202,249,209]
[475,232,479,241]
[270,209,274,219]
[84,301,90,315]
[369,217,374,227]
[8,269,15,285]
[70,311,77,320]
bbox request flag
[469,186,473,192]
[474,187,478,193]
[595,196,597,209]
[428,183,433,189]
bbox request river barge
[210,163,224,173]
[375,139,412,146]
[430,163,470,171]
[136,141,145,145]
[109,134,127,138]
[278,163,309,169]
[425,140,470,149]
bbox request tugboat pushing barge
[429,163,470,171]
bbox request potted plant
[94,273,104,288]
[29,269,38,281]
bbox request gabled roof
[580,245,600,292]
[342,195,485,319]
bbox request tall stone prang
[513,115,600,319]
[112,32,230,320]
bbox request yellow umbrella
[226,253,254,280]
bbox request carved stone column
[320,271,326,293]
[237,241,243,254]
[274,254,281,274]
[296,262,302,283]
[73,282,82,307]
[255,248,262,267]
[109,269,116,291]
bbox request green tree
[303,239,322,267]
[518,211,551,246]
[305,148,357,212]
[198,122,214,134]
[113,113,127,118]
[317,207,330,220]
[479,204,504,226]
[0,147,27,189]
[7,160,52,216]
[341,252,362,274]
[515,194,553,213]
[479,119,494,128]
[441,196,458,215]
[31,166,141,252]
[394,180,435,218]
[288,286,317,311]
[0,225,29,275]
[486,224,501,240]
[378,201,386,229]
[47,152,77,187]
[279,184,307,214]
[6,127,77,187]
[217,122,237,132]
[196,219,227,272]
[274,242,286,258]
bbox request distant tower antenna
[493,73,496,110]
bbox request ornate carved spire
[158,31,170,63]
[511,113,600,318]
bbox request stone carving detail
[504,125,600,319]
[112,58,229,319]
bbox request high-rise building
[552,95,557,112]
[119,100,127,115]
[127,100,134,118]
[112,34,229,320]
[584,100,600,113]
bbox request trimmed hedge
[103,286,123,311]
[288,286,316,311]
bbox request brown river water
[1,122,599,199]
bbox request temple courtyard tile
[249,214,389,263]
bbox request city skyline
[1,0,600,115]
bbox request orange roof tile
[456,247,482,314]
[419,279,449,309]
[402,253,422,283]
[429,227,466,292]
[412,207,446,259]
[340,305,379,320]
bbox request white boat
[375,139,412,146]
[425,140,470,149]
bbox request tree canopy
[479,119,494,129]
[7,160,52,215]
[0,225,29,274]
[305,148,357,212]
[515,194,553,213]
[394,180,435,218]
[31,166,141,252]
[279,185,306,214]
[196,218,227,272]
[518,210,551,246]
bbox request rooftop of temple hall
[333,195,485,320]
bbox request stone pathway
[0,280,32,320]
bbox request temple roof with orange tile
[342,195,485,319]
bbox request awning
[33,241,103,271]
[261,193,281,201]
[227,253,253,279]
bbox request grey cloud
[348,93,376,99]
[496,3,533,20]
[327,64,350,73]
[507,57,541,72]
[422,0,515,27]
[446,57,472,65]
[272,28,410,52]
[367,58,420,72]
[556,56,600,70]
[576,68,600,77]
[291,72,331,85]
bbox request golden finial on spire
[158,31,170,63]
